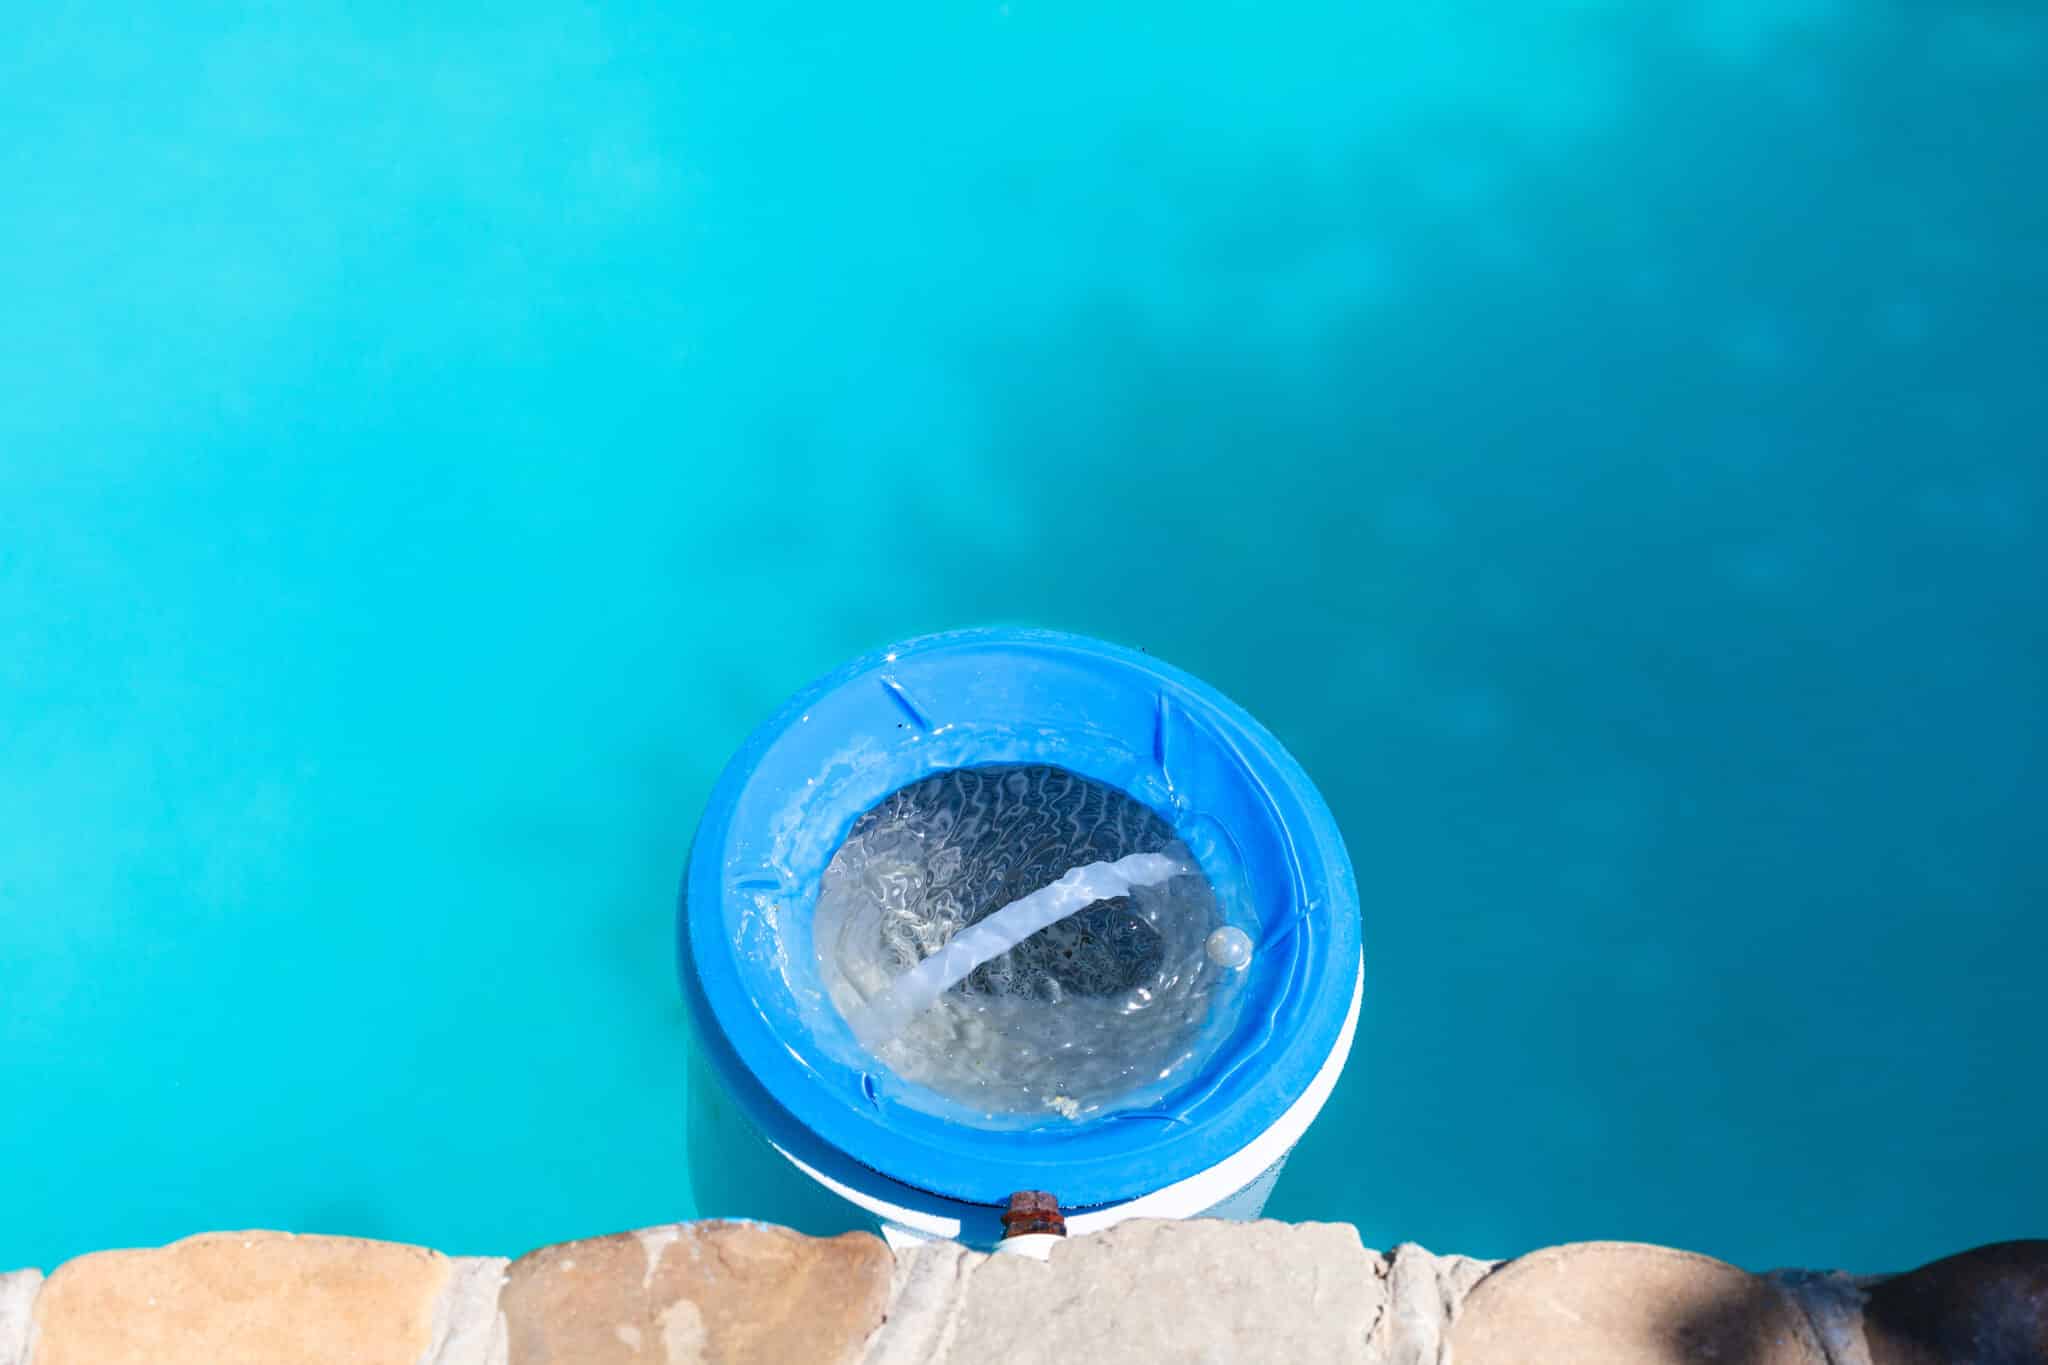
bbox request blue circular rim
[678,627,1360,1208]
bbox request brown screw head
[1001,1190,1067,1238]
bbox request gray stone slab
[943,1218,1386,1364]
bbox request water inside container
[814,765,1246,1123]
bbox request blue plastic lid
[678,628,1360,1209]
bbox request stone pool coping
[2,1219,2041,1363]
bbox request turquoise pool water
[3,1,2042,1274]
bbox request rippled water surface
[815,766,1235,1121]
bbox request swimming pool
[4,0,2042,1274]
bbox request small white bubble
[1206,926,1254,971]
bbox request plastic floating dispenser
[678,628,1361,1246]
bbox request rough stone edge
[857,1240,985,1365]
[1766,1269,1882,1365]
[1368,1242,1502,1365]
[0,1227,1936,1365]
[424,1256,510,1365]
[0,1271,40,1365]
